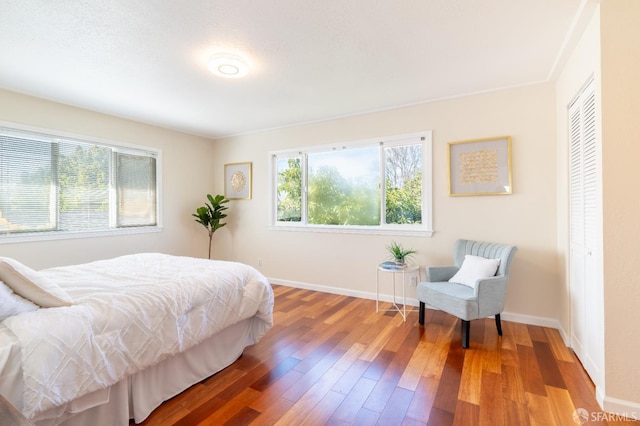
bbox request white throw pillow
[0,257,74,308]
[0,280,39,321]
[449,255,501,288]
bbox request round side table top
[377,262,419,273]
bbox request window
[0,124,160,242]
[271,131,432,236]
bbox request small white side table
[376,263,420,322]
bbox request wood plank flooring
[136,285,634,425]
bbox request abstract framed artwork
[224,162,252,200]
[448,136,512,196]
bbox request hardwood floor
[136,285,633,425]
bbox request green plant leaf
[193,194,230,259]
[385,240,417,262]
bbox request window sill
[268,224,433,237]
[0,226,162,245]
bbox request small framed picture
[448,136,512,196]
[224,162,252,200]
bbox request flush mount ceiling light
[208,53,249,78]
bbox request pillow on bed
[449,255,500,288]
[0,257,74,308]
[0,280,39,321]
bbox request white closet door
[568,78,602,384]
[569,93,586,360]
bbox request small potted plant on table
[382,241,417,269]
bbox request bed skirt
[29,317,256,425]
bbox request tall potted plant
[192,194,229,259]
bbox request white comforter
[2,253,274,419]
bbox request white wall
[213,83,560,323]
[599,0,640,411]
[0,89,217,268]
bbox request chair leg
[419,302,425,325]
[495,314,503,336]
[461,320,470,349]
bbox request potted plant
[386,240,417,265]
[193,194,229,259]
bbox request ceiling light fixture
[208,53,249,78]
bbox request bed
[0,253,274,425]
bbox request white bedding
[1,253,274,420]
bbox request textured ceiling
[0,1,592,139]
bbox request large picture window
[271,131,432,236]
[0,124,160,241]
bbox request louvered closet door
[568,78,602,383]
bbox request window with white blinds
[0,125,160,240]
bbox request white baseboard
[556,323,572,346]
[499,311,563,332]
[269,277,562,326]
[269,277,421,306]
[598,393,640,421]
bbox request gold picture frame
[224,162,252,199]
[448,136,512,196]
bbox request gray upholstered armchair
[417,239,517,348]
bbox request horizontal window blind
[0,126,158,238]
[0,131,55,233]
[116,153,157,227]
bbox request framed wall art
[448,136,512,196]
[224,162,252,199]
